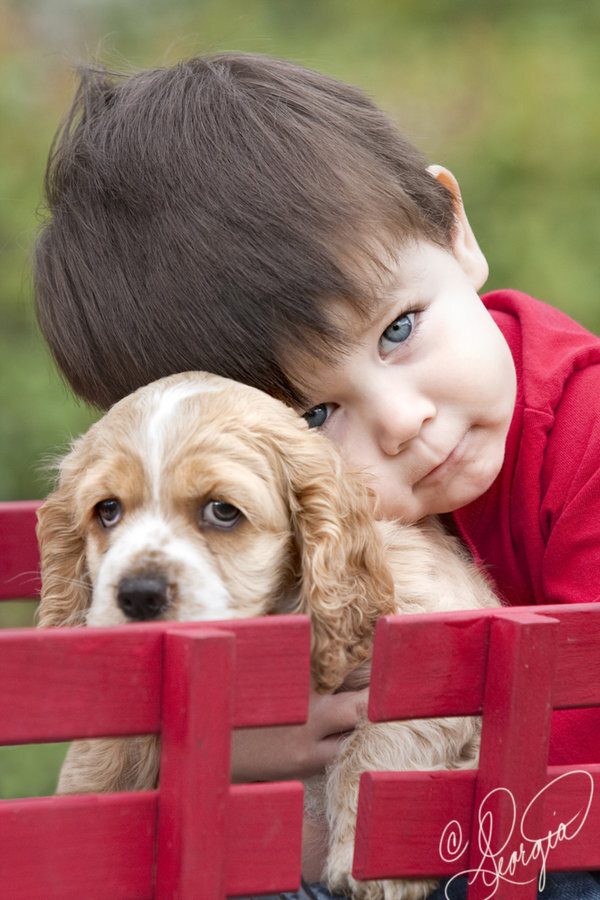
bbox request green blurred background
[1,0,599,794]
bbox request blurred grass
[1,0,600,796]
[0,743,69,798]
[0,600,38,627]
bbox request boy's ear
[427,165,489,291]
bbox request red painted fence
[357,606,600,899]
[1,500,600,898]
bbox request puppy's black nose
[117,575,169,621]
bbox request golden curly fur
[37,371,499,900]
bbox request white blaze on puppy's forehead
[147,375,224,432]
[144,375,226,494]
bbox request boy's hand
[231,684,369,782]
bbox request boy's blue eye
[303,403,334,429]
[379,312,415,354]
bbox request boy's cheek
[366,476,419,523]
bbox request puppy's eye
[95,499,122,528]
[202,500,243,530]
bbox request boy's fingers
[319,687,370,737]
[231,687,371,781]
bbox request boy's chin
[377,482,490,524]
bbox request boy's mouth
[417,432,469,486]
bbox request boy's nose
[370,391,435,456]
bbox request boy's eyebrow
[286,268,415,403]
[366,292,403,325]
[352,288,411,335]
[283,336,347,406]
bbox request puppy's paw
[328,869,439,900]
[377,878,439,900]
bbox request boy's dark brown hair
[34,52,456,410]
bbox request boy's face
[291,240,516,523]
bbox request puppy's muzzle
[117,575,169,621]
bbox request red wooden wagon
[1,499,600,899]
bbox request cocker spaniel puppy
[37,371,499,900]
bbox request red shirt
[451,289,600,764]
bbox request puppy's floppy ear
[279,426,396,693]
[36,449,92,627]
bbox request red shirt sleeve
[532,364,600,764]
[540,363,600,605]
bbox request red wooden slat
[354,764,600,880]
[0,616,310,744]
[163,616,311,727]
[0,625,163,743]
[368,605,600,721]
[368,611,493,721]
[0,782,306,898]
[354,769,477,880]
[226,783,304,897]
[0,499,41,599]
[531,604,600,708]
[0,791,157,899]
[467,612,559,900]
[208,615,311,726]
[155,630,234,898]
[523,765,600,870]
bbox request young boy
[34,53,600,897]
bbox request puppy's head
[37,373,395,690]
